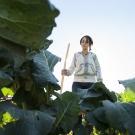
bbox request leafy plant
[118,88,135,102]
[0,0,63,135]
[0,111,18,128]
[75,82,135,135]
[0,101,56,135]
[1,0,135,135]
[0,0,59,50]
[119,78,135,93]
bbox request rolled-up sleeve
[94,54,103,82]
[67,53,76,76]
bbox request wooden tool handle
[60,43,70,94]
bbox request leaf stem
[109,127,112,135]
[46,83,50,104]
[22,102,26,109]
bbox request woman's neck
[82,50,88,55]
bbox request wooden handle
[60,43,70,94]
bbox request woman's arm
[67,53,76,76]
[94,54,103,82]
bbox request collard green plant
[78,82,117,101]
[77,82,135,135]
[119,77,135,93]
[0,0,62,135]
[118,88,135,102]
[77,82,117,134]
[30,50,61,87]
[0,38,26,71]
[1,0,135,135]
[0,0,59,50]
[84,100,135,135]
[102,100,135,134]
[50,91,80,135]
[78,82,117,110]
[0,101,56,135]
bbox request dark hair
[80,35,93,45]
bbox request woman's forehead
[82,37,89,42]
[82,37,87,40]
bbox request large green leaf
[121,102,135,135]
[72,124,85,135]
[0,38,26,71]
[77,82,117,102]
[93,107,107,124]
[119,77,135,93]
[85,111,108,131]
[25,39,53,61]
[42,50,61,72]
[79,99,95,111]
[77,85,103,99]
[102,100,135,135]
[40,104,59,116]
[94,82,117,102]
[50,91,80,134]
[0,101,55,135]
[80,97,103,109]
[30,50,61,87]
[0,0,59,50]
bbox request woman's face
[80,37,91,50]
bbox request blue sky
[48,0,135,93]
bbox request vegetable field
[0,0,135,135]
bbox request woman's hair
[80,35,93,51]
[80,35,93,45]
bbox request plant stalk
[109,127,112,135]
[22,102,26,109]
[46,83,51,104]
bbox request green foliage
[118,88,135,102]
[1,87,14,97]
[0,38,26,71]
[102,100,135,134]
[12,87,31,104]
[0,0,59,50]
[0,0,135,135]
[119,77,135,93]
[77,82,117,102]
[78,82,117,112]
[0,0,61,135]
[50,91,80,135]
[0,101,56,135]
[0,112,18,127]
[77,82,135,135]
[30,50,61,87]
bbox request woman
[61,35,103,134]
[61,35,103,93]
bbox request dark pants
[72,82,94,93]
[72,82,94,124]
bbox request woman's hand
[61,69,67,75]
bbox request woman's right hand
[61,69,67,75]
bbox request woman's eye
[81,41,89,44]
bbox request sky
[48,0,135,93]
